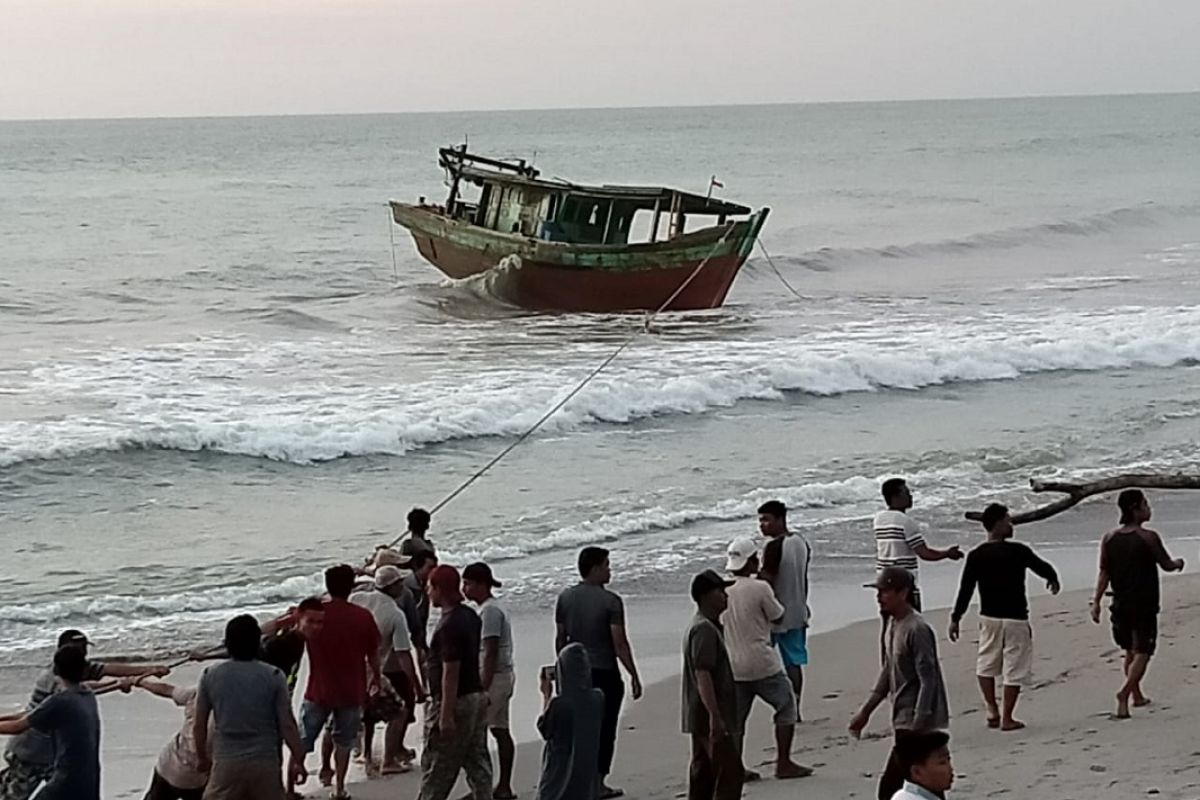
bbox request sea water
[3,93,1200,669]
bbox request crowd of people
[0,483,1185,800]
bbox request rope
[755,239,806,300]
[384,222,738,550]
[387,206,399,283]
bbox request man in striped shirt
[873,479,962,612]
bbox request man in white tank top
[758,500,811,721]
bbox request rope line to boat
[383,221,739,549]
[755,239,807,300]
[387,207,400,283]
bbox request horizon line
[2,88,1197,125]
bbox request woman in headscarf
[537,643,604,800]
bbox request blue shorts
[300,701,363,751]
[772,628,808,667]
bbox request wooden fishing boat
[390,147,770,312]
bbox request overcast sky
[2,0,1198,120]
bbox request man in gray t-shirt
[554,547,643,798]
[758,500,812,720]
[195,615,306,799]
[849,568,949,800]
[464,562,517,800]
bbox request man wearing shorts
[463,562,517,800]
[757,501,811,720]
[352,565,424,775]
[296,565,381,800]
[949,503,1059,730]
[722,537,812,781]
[1091,490,1184,719]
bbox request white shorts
[976,617,1033,687]
[485,670,515,729]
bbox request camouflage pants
[418,692,492,800]
[0,755,50,800]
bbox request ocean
[3,93,1200,677]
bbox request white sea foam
[3,305,1200,467]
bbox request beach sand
[323,573,1200,800]
[12,497,1195,799]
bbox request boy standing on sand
[949,503,1060,731]
[757,500,812,721]
[1091,490,1184,718]
[849,567,949,800]
[873,479,962,612]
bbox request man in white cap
[351,565,424,774]
[722,537,813,781]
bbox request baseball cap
[57,629,90,648]
[725,537,760,572]
[427,564,462,595]
[374,565,406,590]
[462,562,502,588]
[868,566,916,592]
[690,569,735,603]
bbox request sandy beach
[317,575,1200,800]
[304,505,1200,800]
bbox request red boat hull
[412,233,745,312]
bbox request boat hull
[391,204,769,313]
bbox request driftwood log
[964,474,1200,525]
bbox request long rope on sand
[383,221,739,550]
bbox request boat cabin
[437,147,750,246]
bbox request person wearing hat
[722,537,812,782]
[462,562,517,800]
[682,569,742,800]
[352,565,425,775]
[420,564,492,800]
[849,567,949,800]
[0,630,170,800]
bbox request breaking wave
[3,304,1200,468]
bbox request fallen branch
[963,473,1200,525]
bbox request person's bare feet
[319,767,335,787]
[1000,719,1025,732]
[776,761,814,779]
[1115,691,1132,719]
[1133,696,1152,707]
[986,716,1000,729]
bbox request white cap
[374,565,406,590]
[725,536,760,572]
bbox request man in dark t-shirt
[683,569,742,800]
[554,546,643,798]
[420,564,491,800]
[1091,490,1184,719]
[950,503,1059,730]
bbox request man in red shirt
[292,564,381,800]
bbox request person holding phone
[536,644,604,800]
